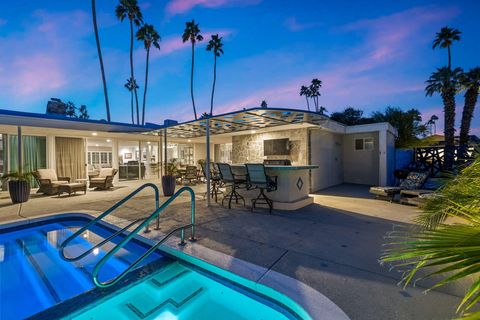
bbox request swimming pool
[0,215,347,320]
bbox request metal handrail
[92,186,196,288]
[59,183,160,261]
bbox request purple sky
[0,0,479,134]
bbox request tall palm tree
[433,26,461,70]
[92,0,110,122]
[206,34,224,116]
[309,78,322,112]
[425,67,463,169]
[426,114,439,135]
[459,67,480,146]
[116,0,143,125]
[299,85,311,111]
[182,20,203,120]
[124,77,138,124]
[136,24,161,125]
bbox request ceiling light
[95,144,99,147]
[92,132,97,136]
[251,130,256,134]
[187,139,191,142]
[106,139,111,143]
[147,141,151,144]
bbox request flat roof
[0,109,162,133]
[159,107,330,138]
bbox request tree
[116,0,143,125]
[459,67,480,146]
[124,77,138,124]
[372,107,428,148]
[92,0,110,122]
[426,114,439,135]
[78,105,89,119]
[299,85,311,111]
[49,99,90,119]
[182,20,203,120]
[206,34,224,116]
[330,107,371,125]
[136,23,160,125]
[309,78,322,112]
[433,26,461,70]
[260,100,268,108]
[425,67,463,168]
[317,106,328,116]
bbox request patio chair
[399,176,448,206]
[245,163,277,213]
[201,162,223,202]
[33,169,70,195]
[183,166,198,185]
[89,168,118,190]
[217,163,247,209]
[369,171,429,202]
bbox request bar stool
[245,163,277,213]
[202,162,223,202]
[217,163,247,208]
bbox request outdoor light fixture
[106,139,111,143]
[251,130,256,134]
[187,139,191,142]
[92,132,97,136]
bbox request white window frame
[354,137,374,151]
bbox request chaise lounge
[369,171,429,202]
[89,168,118,190]
[33,169,71,195]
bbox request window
[355,137,374,151]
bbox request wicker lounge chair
[369,171,429,202]
[33,169,70,195]
[89,168,118,190]
[399,177,447,206]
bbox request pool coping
[1,212,349,320]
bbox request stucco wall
[343,132,379,185]
[309,129,344,191]
[386,131,396,185]
[231,129,308,164]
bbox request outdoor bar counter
[230,164,318,210]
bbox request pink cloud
[284,17,321,32]
[165,0,261,15]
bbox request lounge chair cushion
[36,169,58,182]
[98,168,115,178]
[369,186,401,195]
[399,172,429,190]
[90,177,108,182]
[422,177,446,190]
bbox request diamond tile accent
[296,177,303,190]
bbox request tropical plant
[0,171,33,182]
[299,85,311,111]
[381,157,480,318]
[92,0,110,122]
[426,67,463,169]
[124,77,138,124]
[116,0,143,125]
[432,26,461,70]
[182,20,203,120]
[309,78,322,112]
[206,34,224,116]
[372,107,428,148]
[330,107,372,125]
[136,23,161,125]
[260,100,268,108]
[459,68,480,146]
[78,105,89,119]
[166,158,178,176]
[426,114,439,135]
[317,106,328,115]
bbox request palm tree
[426,114,439,135]
[206,34,224,116]
[116,0,143,125]
[299,85,311,111]
[136,24,160,125]
[92,0,110,122]
[182,20,203,120]
[124,77,138,124]
[425,67,463,169]
[309,78,322,112]
[260,100,268,108]
[459,67,480,146]
[433,26,461,70]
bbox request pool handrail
[59,183,160,261]
[92,186,196,288]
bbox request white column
[17,126,22,174]
[46,135,56,170]
[206,119,211,207]
[379,129,387,186]
[112,139,119,183]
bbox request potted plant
[162,159,178,196]
[1,171,33,204]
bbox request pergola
[154,107,329,206]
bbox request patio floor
[0,181,464,320]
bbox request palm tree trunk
[459,86,479,146]
[92,0,110,122]
[190,43,197,120]
[129,19,139,125]
[447,46,451,70]
[142,47,150,125]
[442,89,456,169]
[305,96,310,111]
[130,91,134,124]
[210,55,217,116]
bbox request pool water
[0,219,164,319]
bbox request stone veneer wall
[231,128,308,165]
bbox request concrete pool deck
[0,181,465,319]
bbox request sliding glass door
[55,137,86,182]
[8,135,47,187]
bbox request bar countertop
[230,164,318,171]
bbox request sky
[0,0,479,134]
